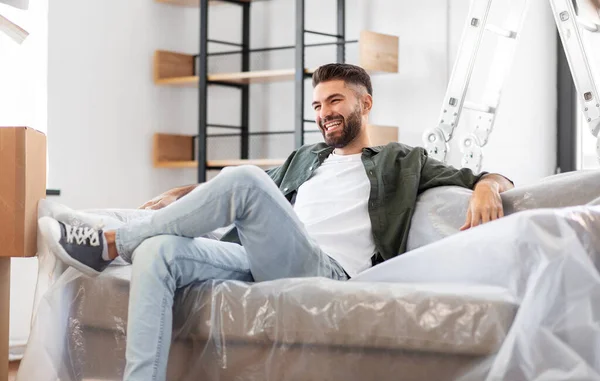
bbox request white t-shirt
[293,152,375,277]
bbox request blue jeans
[114,165,349,381]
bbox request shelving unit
[156,0,259,7]
[153,0,399,182]
[154,51,315,86]
[153,132,287,169]
[152,125,399,169]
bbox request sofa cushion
[73,269,516,357]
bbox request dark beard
[320,106,362,149]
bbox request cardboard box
[0,127,46,258]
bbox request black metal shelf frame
[196,0,346,182]
[203,39,357,57]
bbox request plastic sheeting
[16,170,600,381]
[407,170,600,251]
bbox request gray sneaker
[38,216,112,277]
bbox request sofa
[15,170,600,381]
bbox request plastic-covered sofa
[16,170,600,381]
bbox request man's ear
[362,94,373,115]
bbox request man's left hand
[460,182,504,231]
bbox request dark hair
[312,63,373,96]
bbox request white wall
[249,0,557,186]
[249,0,451,159]
[48,0,557,210]
[47,0,203,210]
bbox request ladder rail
[422,0,494,162]
[425,0,600,172]
[461,0,530,172]
[423,0,529,172]
[552,0,600,161]
[552,0,600,137]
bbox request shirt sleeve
[417,148,489,194]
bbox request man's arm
[459,174,515,230]
[139,184,200,210]
[418,148,489,193]
[416,148,514,230]
[476,174,514,193]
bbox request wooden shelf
[155,159,286,168]
[154,51,314,86]
[210,69,312,84]
[153,133,194,166]
[155,68,314,87]
[155,160,198,168]
[152,125,398,170]
[208,158,286,167]
[155,76,199,87]
[359,30,399,74]
[368,125,399,146]
[153,30,398,87]
[153,133,285,169]
[156,0,257,7]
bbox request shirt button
[309,166,313,170]
[369,171,373,175]
[283,188,289,192]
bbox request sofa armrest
[408,170,600,251]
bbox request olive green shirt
[221,142,487,265]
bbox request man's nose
[319,104,333,120]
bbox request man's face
[312,80,365,149]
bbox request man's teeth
[325,121,342,130]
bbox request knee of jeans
[130,235,178,274]
[221,165,267,186]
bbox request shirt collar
[311,145,335,155]
[363,146,383,155]
[310,145,383,156]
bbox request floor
[8,361,18,381]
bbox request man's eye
[332,99,341,104]
[314,106,321,111]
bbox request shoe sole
[38,216,101,278]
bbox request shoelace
[65,223,105,247]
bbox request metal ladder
[423,0,600,173]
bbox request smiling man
[39,63,513,381]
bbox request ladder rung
[464,101,496,114]
[485,24,517,39]
[577,17,600,32]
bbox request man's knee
[131,235,177,273]
[220,165,268,186]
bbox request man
[39,63,513,381]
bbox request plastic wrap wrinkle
[17,171,600,380]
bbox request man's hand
[460,174,513,231]
[460,182,503,230]
[139,184,199,210]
